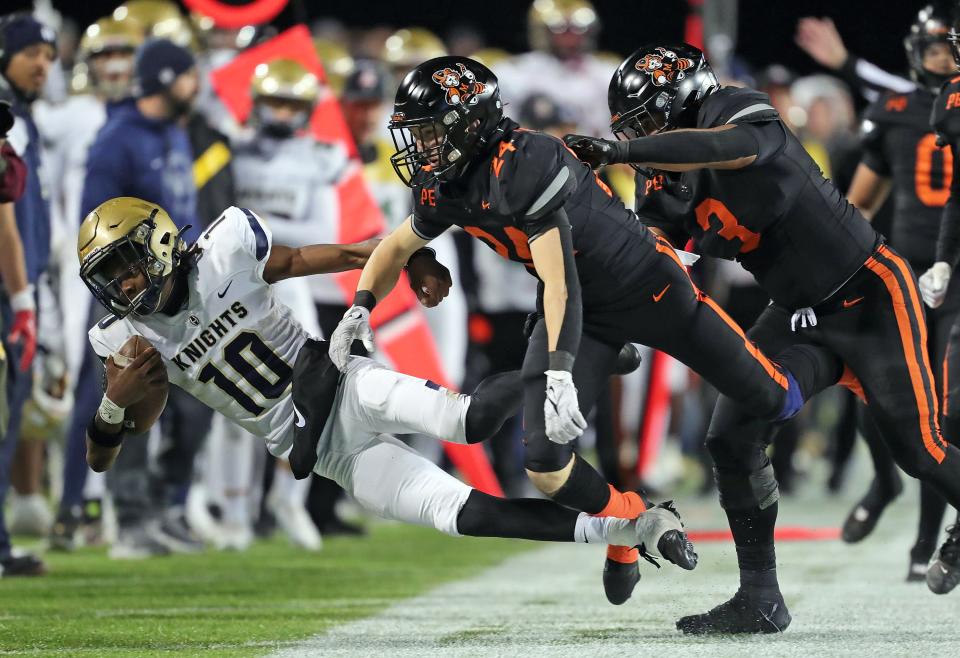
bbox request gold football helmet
[381,28,447,71]
[528,0,599,52]
[113,0,198,51]
[251,59,320,136]
[74,16,145,99]
[313,38,354,94]
[78,197,187,318]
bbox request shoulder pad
[698,87,778,128]
[932,76,960,139]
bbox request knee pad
[715,463,780,511]
[522,430,575,473]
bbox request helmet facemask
[390,107,477,187]
[610,90,673,172]
[80,221,175,319]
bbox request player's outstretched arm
[263,239,380,283]
[328,217,432,369]
[564,125,760,173]
[86,349,167,472]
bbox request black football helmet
[389,56,503,187]
[608,43,718,143]
[906,4,956,92]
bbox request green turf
[0,525,529,657]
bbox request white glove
[919,262,952,309]
[328,305,375,371]
[544,370,587,444]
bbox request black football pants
[708,245,960,513]
[522,236,825,474]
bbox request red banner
[183,0,288,28]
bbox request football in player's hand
[113,335,168,434]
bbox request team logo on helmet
[635,47,694,87]
[431,62,487,106]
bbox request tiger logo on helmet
[635,47,694,87]
[431,62,487,106]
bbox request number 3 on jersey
[198,331,293,415]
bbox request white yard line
[267,523,960,658]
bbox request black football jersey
[930,75,960,267]
[861,90,951,271]
[634,86,879,309]
[411,119,662,309]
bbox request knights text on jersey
[87,206,311,457]
[861,90,951,269]
[410,120,662,307]
[634,86,879,309]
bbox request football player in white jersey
[75,196,698,570]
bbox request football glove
[544,370,586,444]
[919,262,951,308]
[329,305,375,371]
[563,134,623,169]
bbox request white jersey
[88,207,310,456]
[232,133,351,306]
[496,51,613,137]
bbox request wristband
[548,350,575,373]
[9,286,35,312]
[87,418,124,448]
[98,395,125,425]
[404,247,436,270]
[352,290,377,311]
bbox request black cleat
[0,553,47,577]
[907,560,928,583]
[614,343,642,375]
[840,480,901,544]
[603,557,640,605]
[927,524,960,595]
[677,589,791,635]
[637,501,698,571]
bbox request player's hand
[406,251,452,308]
[104,348,166,408]
[795,17,848,70]
[920,262,952,308]
[563,134,622,169]
[544,370,587,444]
[329,305,375,370]
[7,309,36,373]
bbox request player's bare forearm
[0,202,29,296]
[356,217,430,301]
[846,163,891,222]
[530,225,582,367]
[264,239,381,283]
[85,415,123,473]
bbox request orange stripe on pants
[864,251,946,462]
[653,238,787,390]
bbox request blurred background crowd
[0,0,944,575]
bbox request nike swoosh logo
[842,296,864,308]
[652,284,671,302]
[293,405,305,428]
[218,281,233,298]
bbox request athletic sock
[598,484,647,564]
[727,502,780,598]
[574,513,635,546]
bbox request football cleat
[927,524,960,594]
[48,505,83,552]
[634,501,698,571]
[0,552,47,577]
[840,480,901,544]
[676,589,791,635]
[603,548,640,605]
[907,560,929,583]
[109,524,172,560]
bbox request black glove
[0,102,13,139]
[563,134,624,169]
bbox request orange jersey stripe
[865,252,946,462]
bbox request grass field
[3,463,960,657]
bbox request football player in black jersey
[566,42,960,632]
[329,56,835,607]
[845,4,960,586]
